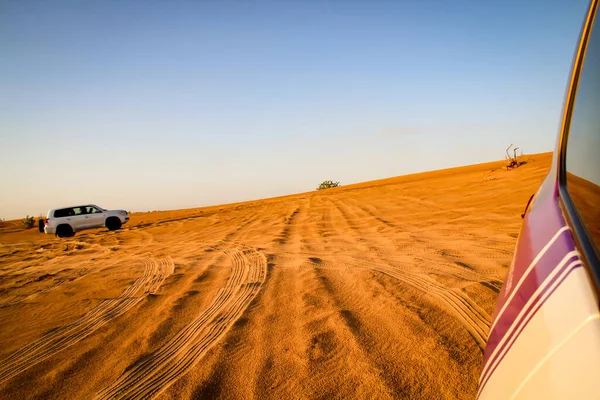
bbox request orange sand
[0,153,551,399]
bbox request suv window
[565,11,600,252]
[53,208,74,218]
[75,206,88,215]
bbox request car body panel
[478,1,600,398]
[78,205,105,230]
[480,265,599,399]
[477,179,599,397]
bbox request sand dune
[0,153,551,399]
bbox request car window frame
[557,0,600,284]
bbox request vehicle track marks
[274,208,301,245]
[95,243,267,400]
[0,257,173,385]
[325,200,491,350]
[350,259,491,351]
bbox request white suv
[44,205,129,237]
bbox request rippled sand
[0,153,551,399]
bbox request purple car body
[478,1,600,398]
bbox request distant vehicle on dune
[43,205,129,238]
[478,1,599,398]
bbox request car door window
[74,207,85,215]
[565,11,600,251]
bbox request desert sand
[0,153,552,399]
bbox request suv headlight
[119,211,128,216]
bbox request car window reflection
[566,18,600,249]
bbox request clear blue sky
[0,0,590,219]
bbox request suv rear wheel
[106,217,122,231]
[56,224,74,238]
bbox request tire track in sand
[330,200,491,350]
[95,243,267,400]
[0,257,174,385]
[357,259,490,350]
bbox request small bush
[317,180,341,190]
[22,215,35,229]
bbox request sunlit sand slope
[0,153,551,399]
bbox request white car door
[84,205,105,229]
[72,206,89,230]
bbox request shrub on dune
[316,180,341,190]
[22,215,35,229]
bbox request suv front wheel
[105,217,122,231]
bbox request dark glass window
[53,208,74,218]
[566,14,600,251]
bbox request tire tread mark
[329,199,491,350]
[0,257,173,385]
[95,243,267,400]
[351,260,491,350]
